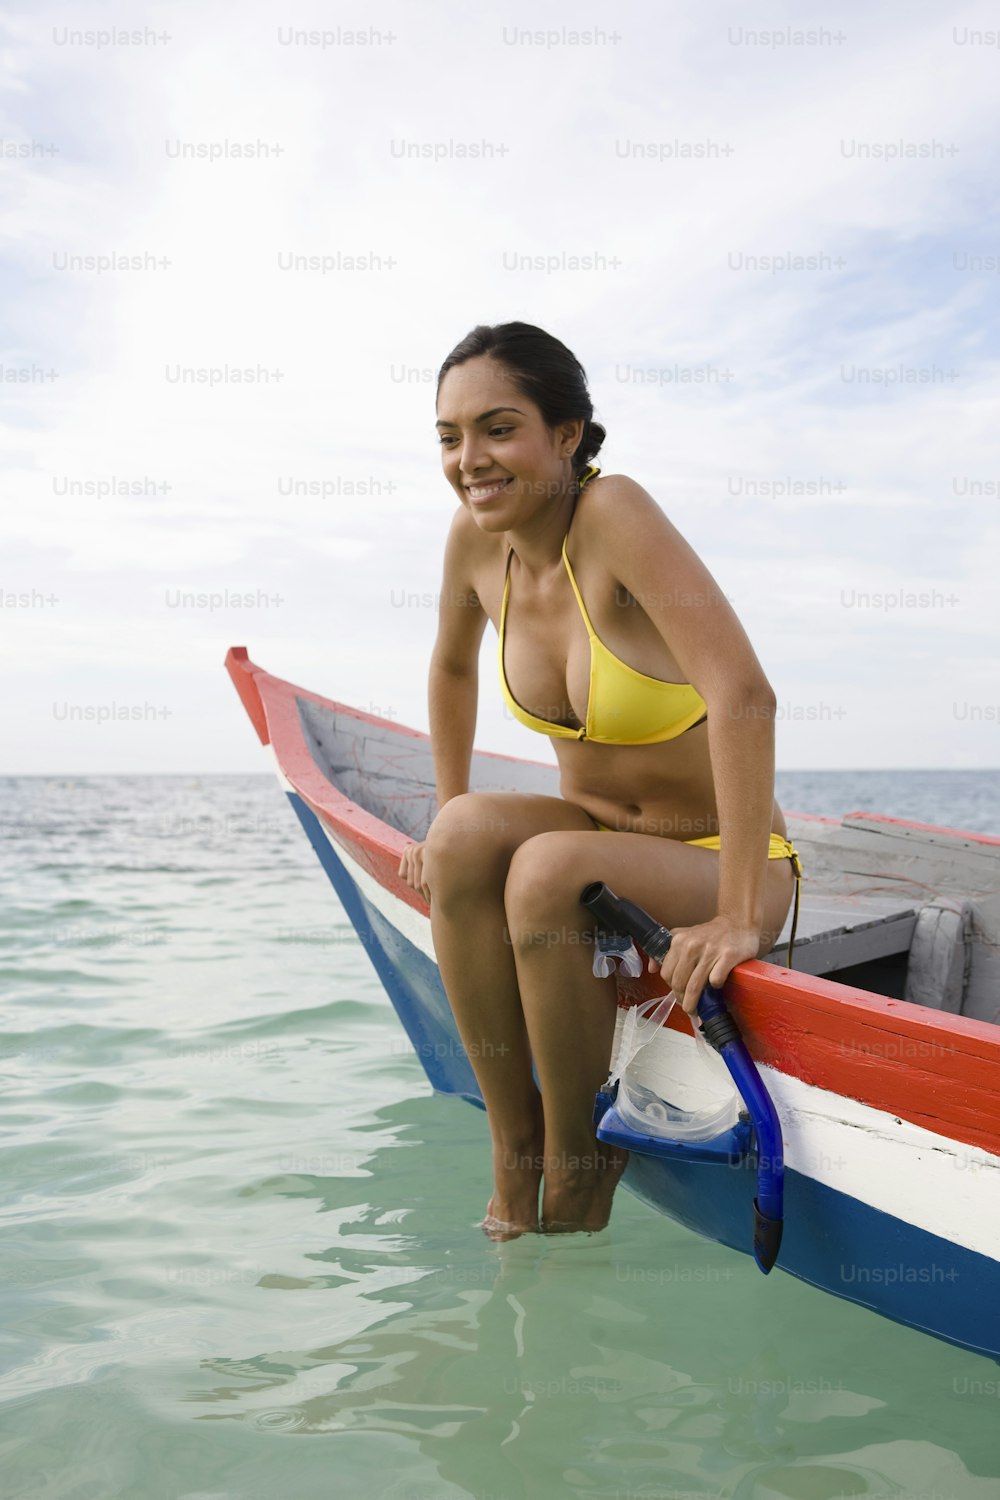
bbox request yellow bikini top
[497,464,709,745]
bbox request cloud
[2,0,998,770]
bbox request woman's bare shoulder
[451,502,509,563]
[575,471,672,541]
[572,472,704,602]
[441,504,505,605]
[580,470,657,511]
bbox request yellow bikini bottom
[588,823,803,968]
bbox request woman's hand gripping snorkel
[644,915,763,1015]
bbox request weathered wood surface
[785,814,999,1023]
[762,894,917,976]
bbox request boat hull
[226,647,1000,1361]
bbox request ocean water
[1,771,998,1500]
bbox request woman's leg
[504,830,795,1230]
[423,791,600,1236]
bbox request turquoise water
[2,772,999,1500]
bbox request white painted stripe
[264,742,294,793]
[290,784,1000,1263]
[304,802,439,960]
[627,1020,1000,1261]
[265,749,437,957]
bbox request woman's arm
[665,690,779,1015]
[399,508,488,899]
[584,475,778,1010]
[429,662,480,807]
[428,506,489,808]
[701,677,777,934]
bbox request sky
[2,0,999,774]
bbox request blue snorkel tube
[580,880,784,1274]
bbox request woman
[398,322,801,1241]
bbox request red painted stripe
[224,647,270,746]
[842,810,1000,846]
[613,964,1000,1158]
[236,654,425,908]
[227,649,1000,1161]
[731,965,1000,1157]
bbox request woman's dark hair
[436,321,606,480]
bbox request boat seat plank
[762,894,919,976]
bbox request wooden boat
[225,646,1000,1360]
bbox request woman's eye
[437,427,513,445]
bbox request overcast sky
[2,0,998,774]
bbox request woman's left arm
[590,475,777,1013]
[664,686,776,1013]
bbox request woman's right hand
[398,840,430,903]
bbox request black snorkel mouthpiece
[580,880,784,1274]
[580,881,671,963]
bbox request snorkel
[580,880,784,1274]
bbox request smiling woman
[396,321,801,1241]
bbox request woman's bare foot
[478,1129,544,1242]
[540,1137,629,1233]
[479,1201,536,1243]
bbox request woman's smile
[467,477,514,503]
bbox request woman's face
[435,356,583,528]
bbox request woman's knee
[424,793,516,898]
[504,832,590,945]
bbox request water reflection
[182,1094,999,1500]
